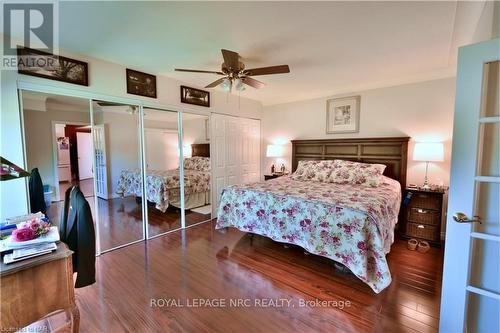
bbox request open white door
[93,124,108,199]
[76,132,93,180]
[440,38,499,332]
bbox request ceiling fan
[175,49,290,92]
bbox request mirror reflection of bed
[118,110,212,237]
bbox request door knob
[453,212,482,224]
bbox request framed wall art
[126,68,157,98]
[180,85,210,107]
[326,95,361,134]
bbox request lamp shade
[179,145,192,158]
[266,144,283,157]
[413,142,444,162]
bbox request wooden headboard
[291,137,410,188]
[191,143,210,157]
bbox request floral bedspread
[116,168,210,212]
[215,176,401,293]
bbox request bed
[216,137,409,293]
[116,143,211,212]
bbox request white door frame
[439,38,500,332]
[50,120,90,201]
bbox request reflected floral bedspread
[116,168,210,212]
[215,176,401,293]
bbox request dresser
[0,242,79,332]
[402,188,445,246]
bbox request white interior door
[240,118,251,184]
[93,125,108,199]
[240,118,261,184]
[212,113,228,216]
[76,132,93,180]
[226,116,241,186]
[248,118,261,183]
[211,114,261,216]
[440,38,499,332]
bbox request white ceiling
[10,2,493,105]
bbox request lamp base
[421,183,431,190]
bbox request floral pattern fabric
[329,160,386,187]
[290,160,336,182]
[116,168,210,212]
[216,175,401,293]
[184,156,211,171]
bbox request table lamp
[266,144,284,174]
[413,142,444,190]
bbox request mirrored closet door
[91,100,144,251]
[20,90,94,228]
[143,108,182,238]
[181,113,212,227]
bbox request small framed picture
[180,85,210,108]
[326,95,361,134]
[17,47,89,86]
[126,68,157,98]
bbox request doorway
[53,122,94,202]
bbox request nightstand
[264,174,284,181]
[402,188,445,246]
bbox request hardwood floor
[47,221,442,333]
[59,178,94,199]
[46,196,211,251]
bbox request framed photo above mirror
[180,85,210,107]
[126,69,157,98]
[17,47,89,86]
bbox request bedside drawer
[410,193,441,210]
[407,207,440,225]
[406,223,440,241]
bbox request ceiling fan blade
[242,77,265,89]
[205,77,227,88]
[175,68,224,75]
[245,65,290,76]
[221,49,240,71]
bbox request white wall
[23,106,90,193]
[262,77,456,187]
[183,116,209,147]
[93,109,141,198]
[0,34,262,220]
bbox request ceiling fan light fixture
[233,78,244,91]
[221,77,232,92]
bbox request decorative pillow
[329,160,386,187]
[183,156,211,171]
[291,160,336,182]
